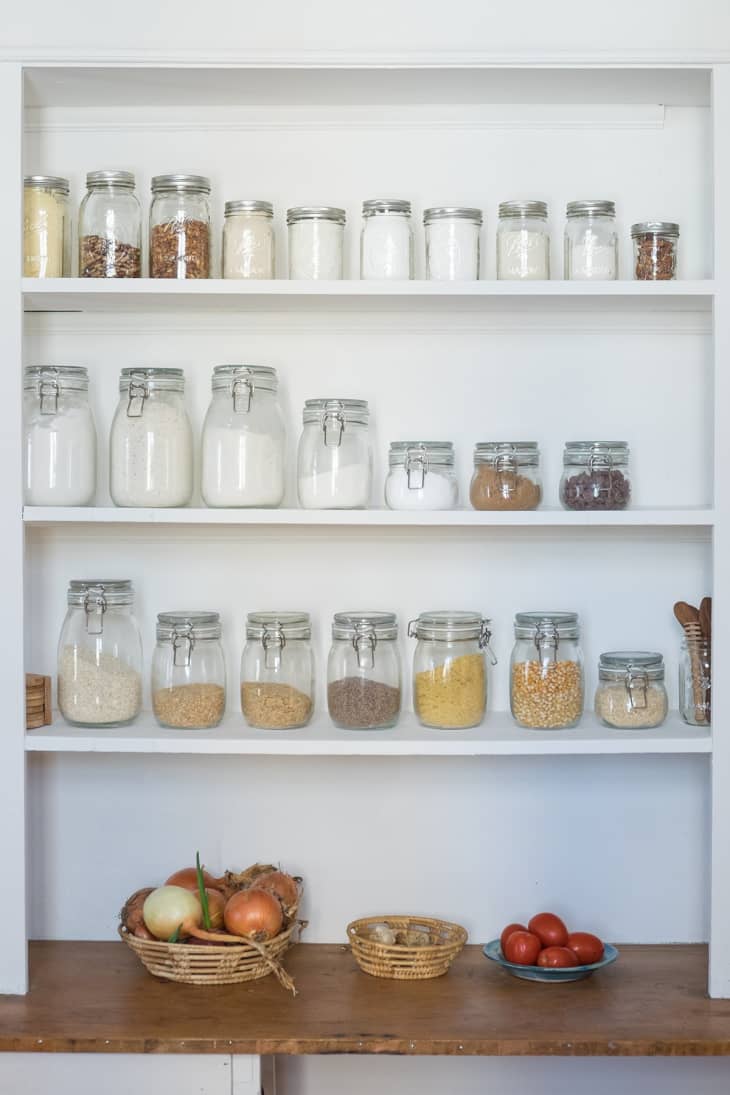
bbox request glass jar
[223,200,274,279]
[23,366,97,506]
[57,579,142,727]
[424,206,482,281]
[632,221,679,281]
[149,174,211,279]
[360,199,414,280]
[241,612,314,730]
[23,176,70,278]
[297,399,372,509]
[409,611,494,730]
[79,170,142,278]
[560,441,631,511]
[152,612,225,729]
[595,651,668,729]
[564,200,617,281]
[510,612,583,729]
[385,442,458,510]
[287,206,345,279]
[470,442,541,511]
[497,200,550,280]
[110,368,193,507]
[201,365,285,508]
[680,637,711,726]
[328,612,401,730]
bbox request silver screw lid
[24,175,70,194]
[151,174,211,194]
[566,200,616,218]
[224,200,273,217]
[86,170,135,189]
[287,206,346,225]
[362,199,412,217]
[498,200,548,219]
[631,221,680,238]
[423,207,483,225]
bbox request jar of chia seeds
[559,441,631,511]
[510,612,583,729]
[409,611,495,730]
[327,612,402,730]
[241,612,314,730]
[595,651,668,729]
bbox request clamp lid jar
[595,651,667,730]
[23,366,97,507]
[470,442,541,511]
[560,441,631,511]
[510,611,584,729]
[385,441,458,511]
[409,611,495,730]
[327,612,401,730]
[152,611,226,730]
[241,612,314,730]
[298,399,372,509]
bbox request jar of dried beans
[594,651,668,730]
[409,611,495,730]
[470,442,541,511]
[510,612,583,730]
[79,170,142,278]
[241,613,314,730]
[152,612,226,729]
[149,174,211,279]
[327,612,401,730]
[632,221,679,281]
[560,441,631,511]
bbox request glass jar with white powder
[564,200,618,280]
[287,206,345,279]
[24,366,97,506]
[110,368,193,508]
[201,365,285,508]
[297,399,372,509]
[497,201,550,280]
[424,207,482,280]
[385,442,458,510]
[360,199,413,280]
[222,200,275,279]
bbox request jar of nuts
[595,651,668,730]
[149,174,211,279]
[242,613,314,730]
[510,612,584,730]
[152,612,226,730]
[631,221,679,281]
[79,171,142,278]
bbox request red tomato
[537,946,580,968]
[528,912,569,948]
[500,923,527,952]
[503,930,542,966]
[567,932,604,965]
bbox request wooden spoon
[699,596,712,643]
[674,601,700,629]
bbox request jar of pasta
[510,612,583,729]
[409,611,495,729]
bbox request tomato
[536,946,579,968]
[528,912,569,948]
[503,930,542,966]
[500,923,527,952]
[567,932,604,965]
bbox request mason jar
[595,651,668,729]
[287,206,345,279]
[149,174,211,279]
[632,221,680,281]
[110,368,193,507]
[496,200,550,280]
[23,176,70,278]
[328,612,401,730]
[23,366,97,506]
[510,612,584,729]
[152,612,225,729]
[360,199,414,280]
[680,637,711,726]
[385,442,458,510]
[241,612,314,730]
[409,611,495,730]
[297,398,372,509]
[79,170,142,278]
[424,207,482,280]
[470,442,541,511]
[57,579,142,727]
[560,441,631,511]
[564,200,617,281]
[223,200,275,279]
[201,365,285,508]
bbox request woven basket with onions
[347,915,467,980]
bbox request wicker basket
[347,916,467,980]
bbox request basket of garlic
[347,915,467,980]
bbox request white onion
[143,885,201,940]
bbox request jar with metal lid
[385,442,458,510]
[149,174,211,279]
[241,612,314,730]
[57,579,142,727]
[424,207,482,281]
[680,637,711,726]
[79,170,142,278]
[110,368,193,507]
[510,612,583,729]
[470,442,541,511]
[23,366,97,506]
[595,652,668,729]
[287,206,345,279]
[360,199,413,280]
[328,612,401,730]
[632,222,679,281]
[223,200,274,279]
[297,398,372,509]
[497,201,550,280]
[560,441,631,511]
[564,200,618,281]
[23,176,70,278]
[152,612,226,729]
[201,365,285,508]
[409,611,495,730]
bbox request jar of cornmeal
[594,651,667,729]
[409,611,495,729]
[511,612,583,729]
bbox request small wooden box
[26,673,52,730]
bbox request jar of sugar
[23,366,97,506]
[385,442,458,510]
[287,206,346,279]
[496,200,550,280]
[360,199,414,279]
[222,200,275,279]
[424,207,482,280]
[564,200,618,280]
[297,398,372,509]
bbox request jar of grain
[510,612,583,730]
[57,580,143,727]
[327,612,401,730]
[595,651,668,729]
[385,442,458,510]
[409,611,495,730]
[560,441,631,511]
[149,174,211,279]
[680,637,711,726]
[79,170,142,278]
[496,200,550,280]
[360,199,414,280]
[222,200,275,279]
[297,399,372,509]
[23,366,97,507]
[23,176,70,278]
[152,612,226,729]
[632,221,679,281]
[241,613,314,730]
[470,442,541,511]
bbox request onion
[143,886,202,940]
[224,889,283,941]
[165,866,225,892]
[121,887,154,934]
[206,888,226,931]
[252,870,300,913]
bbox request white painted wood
[233,1055,262,1095]
[0,1054,233,1094]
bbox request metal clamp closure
[406,446,427,490]
[535,623,559,667]
[480,621,498,665]
[588,445,612,471]
[322,401,345,448]
[126,372,149,417]
[39,371,60,415]
[172,623,194,668]
[232,373,254,414]
[353,621,376,669]
[262,624,286,670]
[83,586,107,635]
[624,666,648,710]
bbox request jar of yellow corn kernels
[510,612,583,729]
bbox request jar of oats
[241,613,314,730]
[510,612,583,729]
[152,612,226,729]
[595,651,667,729]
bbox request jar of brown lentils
[631,221,679,281]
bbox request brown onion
[252,870,300,912]
[205,888,226,931]
[165,866,225,892]
[120,887,154,934]
[224,889,283,942]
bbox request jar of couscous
[510,612,583,729]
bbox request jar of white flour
[297,398,372,509]
[24,366,97,506]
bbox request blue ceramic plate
[483,939,619,982]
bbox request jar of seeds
[241,613,314,730]
[152,612,226,729]
[328,612,401,730]
[510,612,584,729]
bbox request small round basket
[347,916,467,980]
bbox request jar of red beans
[559,442,631,511]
